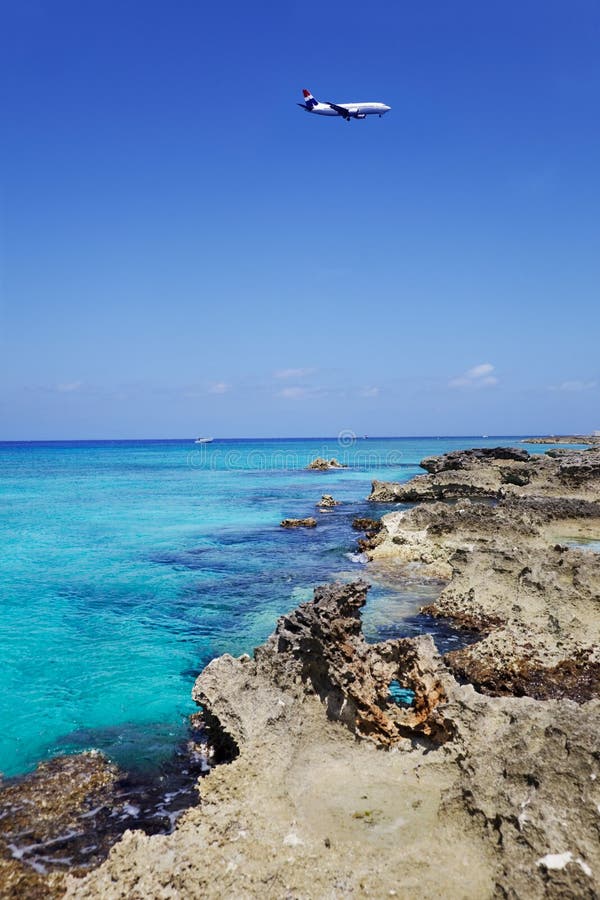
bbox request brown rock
[316,494,339,508]
[307,457,346,470]
[280,517,317,528]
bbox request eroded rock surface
[280,517,317,528]
[66,580,600,899]
[316,494,339,508]
[366,448,600,702]
[369,446,600,503]
[307,457,346,470]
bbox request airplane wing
[327,102,351,118]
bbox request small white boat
[194,437,214,444]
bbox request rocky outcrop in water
[523,434,600,445]
[316,494,339,508]
[369,446,600,502]
[280,517,317,528]
[420,446,530,472]
[307,457,346,470]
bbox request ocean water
[0,436,554,777]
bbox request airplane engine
[354,112,367,119]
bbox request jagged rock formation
[523,434,600,445]
[316,494,339,508]
[66,580,600,899]
[369,446,600,502]
[351,516,381,531]
[351,517,383,552]
[252,581,454,744]
[280,517,317,528]
[366,448,600,702]
[307,457,346,470]
[420,446,530,472]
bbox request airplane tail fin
[302,88,318,110]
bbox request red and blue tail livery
[297,88,391,121]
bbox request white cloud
[274,367,316,380]
[277,386,308,399]
[56,381,83,393]
[551,380,597,392]
[467,363,494,379]
[359,386,380,398]
[207,381,231,395]
[449,363,499,389]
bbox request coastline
[2,439,599,897]
[521,434,600,446]
[64,443,599,898]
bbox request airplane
[297,88,391,121]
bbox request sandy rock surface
[370,446,600,503]
[66,575,600,899]
[366,448,600,701]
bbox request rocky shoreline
[5,445,600,898]
[522,434,600,446]
[0,717,225,899]
[365,447,600,706]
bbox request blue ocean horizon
[0,435,572,778]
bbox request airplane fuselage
[306,101,390,118]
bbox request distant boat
[194,437,214,444]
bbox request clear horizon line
[0,433,560,444]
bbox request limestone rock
[316,494,339,508]
[420,446,530,473]
[351,516,380,531]
[307,457,346,470]
[523,434,600,445]
[280,517,317,528]
[369,446,600,503]
[194,581,456,749]
[68,580,600,900]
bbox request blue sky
[1,0,599,439]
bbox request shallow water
[562,537,600,553]
[0,436,550,777]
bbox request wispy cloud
[276,384,336,400]
[359,386,380,398]
[449,363,499,389]
[550,379,597,392]
[274,367,316,380]
[207,381,231,395]
[277,386,309,399]
[56,381,84,393]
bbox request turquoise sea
[0,436,554,778]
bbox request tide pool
[0,436,549,776]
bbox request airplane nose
[383,105,391,112]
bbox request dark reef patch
[445,648,600,702]
[0,714,236,897]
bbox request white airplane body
[298,88,391,121]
